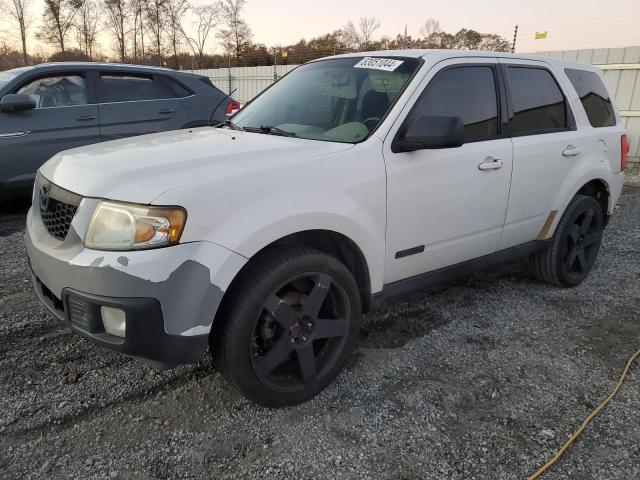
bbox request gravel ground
[1,179,639,480]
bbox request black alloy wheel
[531,194,604,287]
[251,272,351,392]
[213,248,361,407]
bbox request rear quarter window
[156,76,192,99]
[565,69,616,128]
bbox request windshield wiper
[215,119,242,131]
[243,125,297,137]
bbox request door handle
[478,158,504,171]
[562,145,582,157]
[77,115,97,121]
[159,108,175,114]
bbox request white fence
[186,65,299,104]
[188,46,640,164]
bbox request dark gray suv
[0,62,237,201]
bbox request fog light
[101,306,126,338]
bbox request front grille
[36,174,82,241]
[41,198,78,240]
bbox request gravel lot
[1,178,639,480]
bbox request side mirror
[396,115,465,152]
[0,94,36,113]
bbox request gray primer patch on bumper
[25,207,241,336]
[27,232,225,335]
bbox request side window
[99,74,157,103]
[507,67,568,135]
[16,74,88,109]
[565,69,616,128]
[155,76,192,99]
[408,66,499,143]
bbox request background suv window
[17,75,87,108]
[408,66,499,143]
[507,67,568,136]
[100,74,157,103]
[156,76,192,99]
[565,69,616,128]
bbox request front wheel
[212,247,361,407]
[531,194,604,287]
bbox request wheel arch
[575,178,610,218]
[211,229,375,340]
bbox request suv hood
[40,128,354,204]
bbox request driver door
[383,59,513,283]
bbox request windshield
[0,67,30,91]
[232,56,421,143]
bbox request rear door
[96,71,192,141]
[0,71,100,195]
[498,59,589,250]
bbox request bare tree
[217,0,252,59]
[130,0,145,58]
[38,0,84,53]
[419,18,440,38]
[103,0,128,61]
[358,16,380,47]
[341,17,381,49]
[145,0,167,65]
[164,0,188,69]
[74,0,100,58]
[2,0,31,65]
[184,3,219,68]
[341,21,360,49]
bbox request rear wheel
[531,194,604,287]
[212,247,361,407]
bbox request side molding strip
[395,245,426,259]
[371,240,550,309]
[0,131,30,139]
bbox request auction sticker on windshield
[354,57,404,72]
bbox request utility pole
[227,54,232,94]
[512,25,518,53]
[273,48,278,83]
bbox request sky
[239,0,640,52]
[5,0,640,56]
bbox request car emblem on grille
[40,184,50,211]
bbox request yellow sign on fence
[535,31,548,40]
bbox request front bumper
[25,196,247,367]
[31,273,209,367]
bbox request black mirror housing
[0,94,36,113]
[396,115,465,152]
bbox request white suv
[26,50,629,407]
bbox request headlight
[84,201,186,251]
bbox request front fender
[155,141,388,293]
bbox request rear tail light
[226,100,241,116]
[621,134,630,172]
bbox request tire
[212,247,361,407]
[530,194,604,288]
